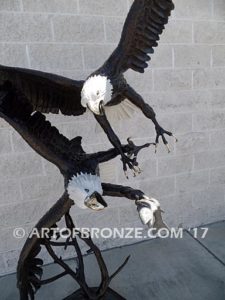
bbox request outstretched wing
[0,64,85,115]
[0,85,84,173]
[17,193,73,300]
[104,0,174,75]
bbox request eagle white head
[81,75,113,115]
[67,173,107,211]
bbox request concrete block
[22,0,78,13]
[0,43,28,67]
[11,130,31,153]
[83,44,114,70]
[213,0,225,20]
[148,90,210,115]
[0,153,43,180]
[0,119,10,129]
[154,70,192,91]
[212,46,225,67]
[173,0,212,19]
[79,0,128,16]
[210,89,225,110]
[0,199,52,227]
[0,179,22,206]
[53,15,105,43]
[174,45,211,68]
[0,224,33,253]
[176,171,209,193]
[210,130,225,150]
[194,21,225,44]
[163,112,193,135]
[210,167,225,185]
[194,69,225,89]
[104,17,124,43]
[149,45,173,69]
[107,113,156,142]
[125,70,153,94]
[43,159,65,176]
[194,150,225,170]
[158,154,193,176]
[0,129,12,154]
[0,0,20,11]
[0,13,52,42]
[192,112,211,131]
[192,186,225,217]
[21,174,64,201]
[160,20,193,44]
[58,69,90,80]
[139,176,176,198]
[176,132,210,155]
[161,193,194,228]
[193,111,225,131]
[29,44,83,70]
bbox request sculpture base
[64,287,126,300]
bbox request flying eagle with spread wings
[0,0,175,177]
[0,82,166,223]
[0,82,168,299]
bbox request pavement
[0,220,225,300]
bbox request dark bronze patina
[0,84,167,299]
[0,0,175,177]
[0,1,175,298]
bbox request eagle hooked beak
[87,100,105,116]
[85,192,108,211]
[99,100,105,115]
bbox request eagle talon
[172,134,178,143]
[124,171,129,179]
[154,124,176,154]
[166,143,170,153]
[134,165,141,174]
[121,138,153,178]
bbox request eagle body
[0,0,175,174]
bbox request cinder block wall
[0,0,225,275]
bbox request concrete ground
[0,221,225,300]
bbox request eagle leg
[102,183,168,231]
[94,113,142,178]
[124,85,177,153]
[154,121,178,153]
[90,138,153,171]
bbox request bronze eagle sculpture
[0,82,167,299]
[0,0,175,178]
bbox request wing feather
[103,0,174,75]
[0,85,84,172]
[0,65,85,116]
[17,194,73,300]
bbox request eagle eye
[85,189,89,193]
[96,91,100,96]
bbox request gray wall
[0,0,225,276]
